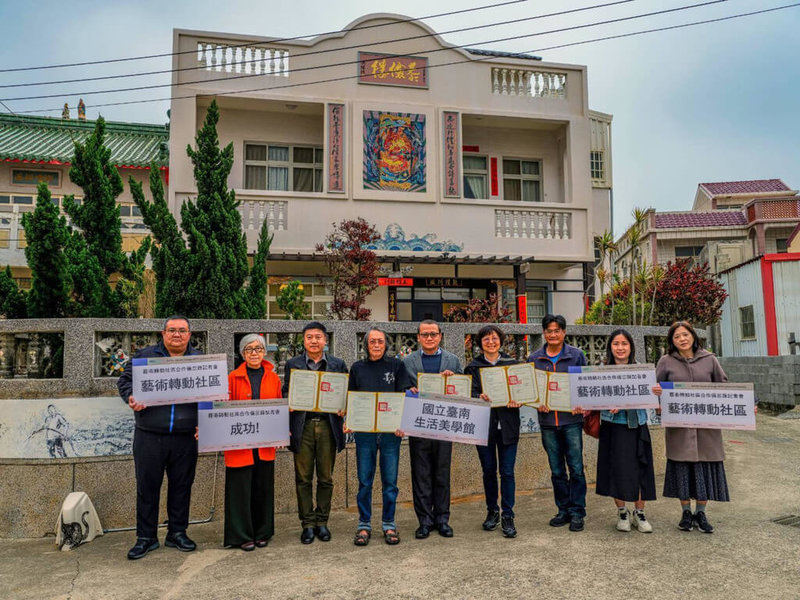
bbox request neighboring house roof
[654,211,748,228]
[0,114,169,168]
[699,179,790,196]
[465,48,542,61]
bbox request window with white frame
[739,305,756,339]
[502,158,541,202]
[526,288,547,321]
[463,155,488,199]
[244,144,323,192]
[590,151,604,182]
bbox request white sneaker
[616,509,631,532]
[632,510,653,533]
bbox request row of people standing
[118,314,732,559]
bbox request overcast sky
[1,0,797,232]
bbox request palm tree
[648,263,665,326]
[626,208,649,326]
[594,230,617,323]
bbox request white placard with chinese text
[197,399,289,452]
[400,392,490,446]
[660,382,755,430]
[132,354,229,406]
[568,364,659,410]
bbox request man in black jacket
[281,322,348,545]
[117,315,201,560]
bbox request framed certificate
[345,392,405,432]
[417,373,472,397]
[288,370,349,413]
[479,364,539,407]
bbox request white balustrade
[197,42,289,77]
[495,209,571,239]
[491,68,566,99]
[238,200,288,232]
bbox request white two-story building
[168,14,612,323]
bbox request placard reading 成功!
[131,354,229,406]
[198,399,289,452]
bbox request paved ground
[1,412,799,600]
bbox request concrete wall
[718,355,800,408]
[0,319,673,538]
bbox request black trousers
[409,437,453,527]
[133,428,198,539]
[224,451,275,546]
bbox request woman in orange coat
[225,334,282,551]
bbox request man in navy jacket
[528,314,588,532]
[117,315,201,559]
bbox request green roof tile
[0,113,169,168]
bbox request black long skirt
[223,451,275,547]
[663,459,730,502]
[596,421,657,502]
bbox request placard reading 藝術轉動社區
[131,353,229,406]
[659,382,756,430]
[568,364,659,410]
[400,392,490,446]
[198,399,289,452]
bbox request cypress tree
[0,265,27,319]
[22,182,71,317]
[132,100,271,318]
[62,117,148,317]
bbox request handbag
[583,411,600,439]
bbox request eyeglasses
[165,328,189,335]
[544,329,564,336]
[418,332,441,338]
[243,346,265,355]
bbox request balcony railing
[491,68,567,98]
[238,199,288,232]
[746,198,800,223]
[495,209,572,239]
[196,41,289,76]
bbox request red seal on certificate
[445,385,456,394]
[549,381,560,392]
[378,401,389,412]
[320,382,332,392]
[508,375,520,385]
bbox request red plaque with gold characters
[358,52,428,88]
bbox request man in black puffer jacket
[117,315,202,560]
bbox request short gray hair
[239,334,266,357]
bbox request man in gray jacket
[402,320,462,539]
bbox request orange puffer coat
[224,360,282,468]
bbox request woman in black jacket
[464,325,521,538]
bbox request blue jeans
[540,423,586,518]
[476,437,518,518]
[354,432,401,532]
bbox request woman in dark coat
[463,325,521,538]
[655,321,730,534]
